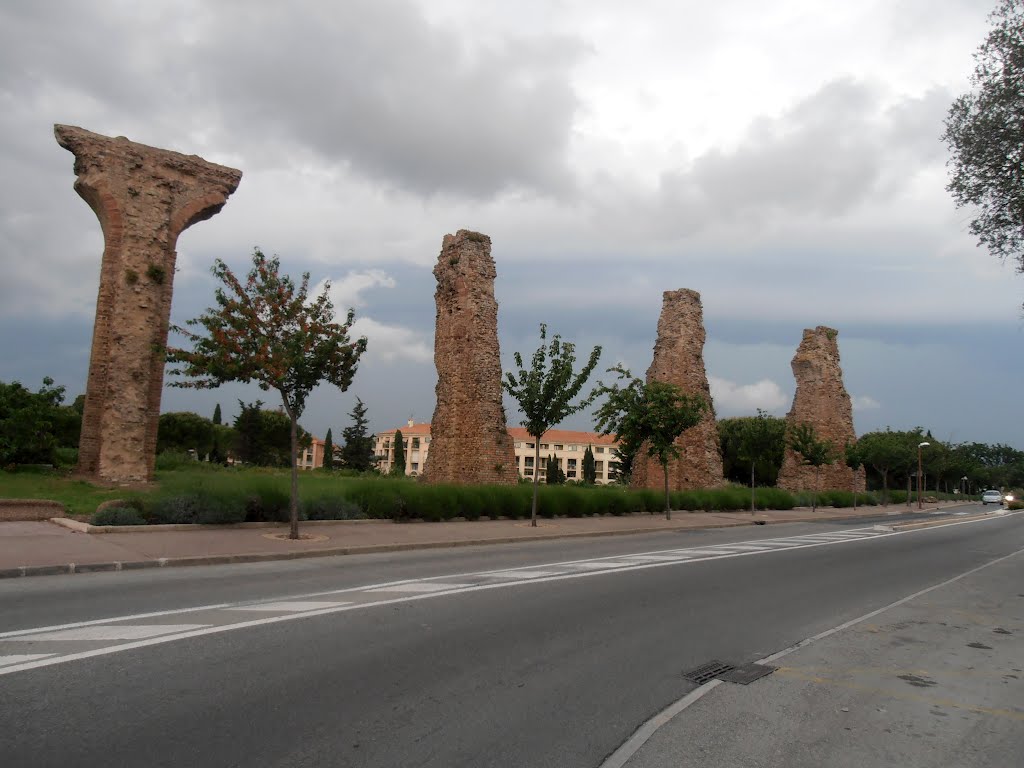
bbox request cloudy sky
[2,0,1021,447]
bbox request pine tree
[339,397,374,471]
[323,428,334,470]
[212,403,222,425]
[391,428,406,476]
[582,445,597,484]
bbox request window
[595,461,604,472]
[568,445,578,451]
[411,462,419,471]
[524,468,534,476]
[412,438,420,449]
[595,446,604,454]
[554,444,563,451]
[515,442,523,449]
[526,442,535,449]
[540,443,548,450]
[524,456,534,468]
[567,458,577,468]
[567,470,577,478]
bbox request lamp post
[962,475,969,499]
[917,441,930,509]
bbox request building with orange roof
[373,421,620,483]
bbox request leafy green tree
[391,429,406,476]
[323,428,334,470]
[0,377,67,466]
[503,324,602,527]
[788,422,838,513]
[594,366,707,519]
[943,0,1024,289]
[735,409,787,513]
[718,414,787,490]
[339,397,375,471]
[212,403,222,425]
[582,445,597,484]
[157,412,216,458]
[167,249,367,539]
[856,429,916,504]
[232,400,310,467]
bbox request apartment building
[298,438,326,471]
[373,421,620,484]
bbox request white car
[981,490,1003,505]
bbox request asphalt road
[1,506,1021,768]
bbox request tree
[167,249,367,539]
[844,441,863,511]
[594,366,707,519]
[545,454,565,485]
[391,429,406,476]
[735,409,787,514]
[718,414,787,489]
[232,400,310,467]
[339,397,375,471]
[943,0,1024,290]
[323,428,334,470]
[503,324,602,527]
[582,445,597,484]
[0,377,67,466]
[157,412,216,458]
[856,429,916,504]
[788,422,837,513]
[212,403,222,425]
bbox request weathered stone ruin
[55,125,242,484]
[776,326,861,493]
[421,230,519,485]
[632,289,725,491]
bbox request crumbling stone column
[55,125,242,484]
[421,230,518,485]
[632,289,725,491]
[777,326,861,493]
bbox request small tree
[844,441,863,511]
[339,397,375,471]
[503,324,602,527]
[582,445,597,484]
[0,377,67,466]
[594,366,706,519]
[212,403,222,425]
[857,429,915,504]
[788,422,837,513]
[391,429,406,476]
[167,249,367,539]
[323,428,334,470]
[736,409,786,514]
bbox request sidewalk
[0,502,967,578]
[621,544,1024,768]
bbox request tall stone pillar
[421,230,518,485]
[777,326,861,493]
[632,289,724,491]
[55,125,242,484]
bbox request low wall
[0,499,67,521]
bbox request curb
[1,504,972,579]
[49,517,391,534]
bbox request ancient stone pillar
[421,230,518,485]
[776,326,861,493]
[632,289,725,491]
[55,125,242,484]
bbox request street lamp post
[917,441,930,509]
[962,475,969,499]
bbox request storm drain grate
[682,660,736,685]
[717,662,777,685]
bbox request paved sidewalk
[621,544,1024,768]
[0,502,966,578]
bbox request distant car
[981,490,1003,505]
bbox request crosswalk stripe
[481,570,563,580]
[562,561,637,570]
[0,654,55,667]
[229,601,352,612]
[14,624,209,642]
[366,582,470,593]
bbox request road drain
[683,660,776,686]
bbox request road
[1,506,1021,767]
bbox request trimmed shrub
[304,496,366,520]
[91,506,147,526]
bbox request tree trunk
[663,460,671,520]
[531,441,540,527]
[882,470,889,506]
[813,465,819,513]
[852,466,857,511]
[750,462,756,515]
[288,406,299,540]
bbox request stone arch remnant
[632,288,725,491]
[420,230,518,485]
[55,125,242,484]
[776,326,861,493]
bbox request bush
[1007,500,1023,511]
[53,447,78,469]
[91,506,147,526]
[303,496,366,520]
[155,450,196,471]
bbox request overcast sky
[2,0,1021,447]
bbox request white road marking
[2,511,1018,678]
[561,561,637,570]
[367,582,471,593]
[707,544,775,551]
[0,603,235,641]
[0,654,55,666]
[663,549,729,557]
[480,570,563,580]
[228,601,352,612]
[15,624,208,642]
[621,555,692,562]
